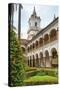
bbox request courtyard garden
[9,29,58,86]
[24,67,58,86]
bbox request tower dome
[27,7,41,40]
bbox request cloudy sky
[13,4,58,39]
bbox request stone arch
[30,56,32,67]
[21,46,26,53]
[45,50,49,59]
[44,34,49,44]
[40,52,44,67]
[40,52,43,59]
[45,50,51,67]
[51,48,58,67]
[39,37,43,46]
[50,29,57,41]
[51,48,58,58]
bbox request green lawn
[24,67,58,85]
[24,75,58,85]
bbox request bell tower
[27,7,41,40]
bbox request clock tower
[27,7,41,40]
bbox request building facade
[21,7,59,68]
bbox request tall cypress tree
[9,29,25,86]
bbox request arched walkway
[45,50,51,67]
[21,46,26,53]
[51,48,58,67]
[39,38,43,47]
[35,40,38,48]
[44,34,49,44]
[50,29,57,42]
[40,52,44,67]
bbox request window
[35,22,37,26]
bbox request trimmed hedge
[26,70,40,78]
[44,69,58,77]
[26,68,58,78]
[24,76,58,86]
[25,67,37,72]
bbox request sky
[13,4,58,39]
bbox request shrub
[26,70,40,78]
[42,69,58,77]
[25,67,37,72]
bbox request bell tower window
[35,22,37,26]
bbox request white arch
[49,28,57,34]
[21,45,26,49]
[50,45,58,56]
[50,47,58,56]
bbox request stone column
[49,34,50,43]
[45,56,52,68]
[43,57,46,67]
[28,60,30,67]
[49,56,52,67]
[38,58,40,68]
[31,59,33,67]
[35,59,37,67]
